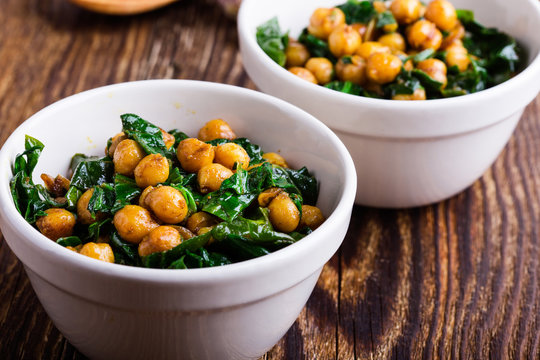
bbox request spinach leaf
[410,49,436,63]
[121,113,169,157]
[87,184,115,215]
[10,136,51,223]
[111,174,141,213]
[337,0,376,24]
[168,129,189,149]
[325,81,364,95]
[85,218,113,242]
[384,69,424,97]
[56,236,82,247]
[169,248,232,269]
[110,232,141,266]
[256,17,289,67]
[444,57,488,96]
[70,156,114,190]
[142,232,212,268]
[216,235,271,262]
[412,69,444,95]
[376,11,397,29]
[298,29,336,63]
[170,184,198,217]
[233,138,264,164]
[283,167,319,206]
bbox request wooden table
[0,0,538,358]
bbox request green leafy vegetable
[121,113,170,157]
[256,17,289,67]
[57,236,82,247]
[376,11,396,29]
[298,29,336,63]
[337,0,376,24]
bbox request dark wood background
[0,0,538,359]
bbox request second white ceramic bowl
[0,80,356,360]
[238,0,540,207]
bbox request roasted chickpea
[305,57,334,85]
[262,152,289,168]
[169,225,195,240]
[328,24,362,58]
[145,186,188,224]
[392,87,427,100]
[186,212,219,234]
[285,41,310,67]
[214,142,250,170]
[378,33,406,52]
[407,19,443,50]
[80,242,115,263]
[113,205,159,244]
[335,55,368,85]
[113,139,145,177]
[197,163,234,193]
[107,132,127,157]
[36,208,76,240]
[138,226,182,257]
[289,67,318,83]
[134,154,169,188]
[416,58,448,88]
[77,188,105,225]
[366,52,403,84]
[425,0,458,31]
[198,119,236,142]
[138,186,155,208]
[160,129,176,150]
[373,1,387,13]
[390,0,422,25]
[258,187,283,207]
[382,22,399,34]
[440,25,465,50]
[445,42,470,72]
[176,138,215,173]
[267,192,300,233]
[351,23,368,39]
[356,41,391,59]
[308,7,346,40]
[299,205,325,230]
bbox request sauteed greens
[257,0,523,100]
[11,115,324,268]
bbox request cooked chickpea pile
[259,0,522,100]
[25,117,325,267]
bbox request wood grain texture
[0,0,538,359]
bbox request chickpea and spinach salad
[257,0,523,100]
[10,114,325,269]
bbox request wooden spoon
[69,0,179,15]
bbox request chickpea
[262,152,289,168]
[299,205,325,230]
[145,186,188,224]
[107,132,127,157]
[169,225,195,240]
[138,226,182,257]
[36,208,76,240]
[366,52,403,84]
[378,33,406,52]
[373,1,387,13]
[407,19,443,51]
[267,192,300,233]
[441,25,465,50]
[390,0,422,25]
[160,129,176,150]
[285,41,310,67]
[113,205,159,244]
[138,186,155,208]
[258,187,283,207]
[80,242,115,263]
[176,138,215,173]
[416,58,448,88]
[351,23,368,39]
[356,41,391,60]
[328,24,362,58]
[425,0,458,32]
[134,154,169,188]
[113,139,145,177]
[392,87,427,100]
[305,57,334,85]
[382,22,399,34]
[335,55,368,85]
[186,212,218,234]
[77,188,105,225]
[197,226,214,236]
[198,163,234,193]
[198,119,236,142]
[308,7,346,40]
[445,42,470,72]
[289,67,318,84]
[214,142,250,170]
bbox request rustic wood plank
[0,0,539,359]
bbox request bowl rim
[238,0,540,113]
[0,79,357,285]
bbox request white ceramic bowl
[0,80,356,360]
[238,0,540,208]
